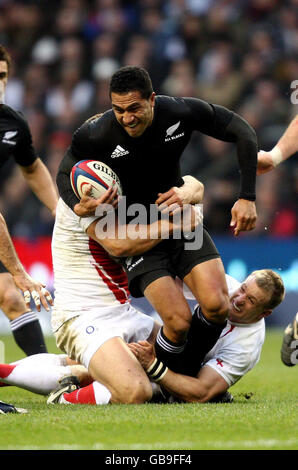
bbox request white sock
[0,360,72,395]
[12,353,68,367]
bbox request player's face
[229,275,272,323]
[111,91,155,138]
[0,61,8,92]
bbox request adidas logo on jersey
[2,130,17,145]
[111,145,129,158]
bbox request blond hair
[250,269,285,310]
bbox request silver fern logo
[165,122,184,142]
[166,121,180,137]
[2,130,17,145]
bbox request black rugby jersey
[0,104,37,169]
[57,96,257,210]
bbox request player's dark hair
[109,66,153,99]
[0,45,11,72]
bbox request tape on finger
[23,290,31,303]
[31,290,40,306]
[41,287,53,302]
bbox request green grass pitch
[0,328,297,451]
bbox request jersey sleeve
[183,98,258,201]
[203,326,265,387]
[56,122,96,210]
[13,117,37,166]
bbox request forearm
[87,218,173,257]
[159,369,210,403]
[275,114,298,160]
[154,363,228,403]
[223,111,257,201]
[0,214,25,275]
[21,158,58,213]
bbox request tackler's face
[229,275,272,324]
[111,90,155,138]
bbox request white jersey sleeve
[181,274,265,387]
[202,319,265,387]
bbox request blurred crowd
[0,0,297,238]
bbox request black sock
[154,327,187,373]
[10,311,48,356]
[178,307,227,377]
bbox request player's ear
[150,92,156,107]
[262,309,273,319]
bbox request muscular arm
[128,340,228,403]
[215,108,258,236]
[0,212,27,276]
[0,213,53,311]
[20,158,58,216]
[159,365,229,403]
[56,148,82,213]
[86,204,199,257]
[186,99,258,202]
[185,99,258,236]
[87,218,166,257]
[56,120,101,215]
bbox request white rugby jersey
[182,274,265,386]
[52,198,130,317]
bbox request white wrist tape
[147,358,168,382]
[271,146,283,167]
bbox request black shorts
[120,228,220,298]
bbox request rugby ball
[70,160,123,199]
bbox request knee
[0,287,26,319]
[202,292,230,323]
[121,378,153,404]
[163,308,192,340]
[169,316,192,341]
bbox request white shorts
[53,304,155,369]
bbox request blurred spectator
[45,62,93,126]
[196,42,244,108]
[0,0,296,237]
[161,58,197,96]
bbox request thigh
[144,276,191,319]
[88,336,151,403]
[183,257,229,311]
[54,304,155,368]
[119,241,174,298]
[171,228,220,281]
